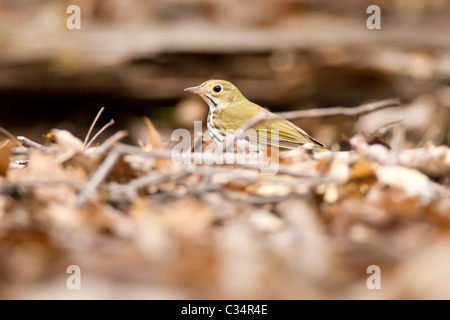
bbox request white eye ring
[213,85,222,93]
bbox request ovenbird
[184,79,327,152]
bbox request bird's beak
[184,86,206,95]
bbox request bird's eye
[213,85,222,93]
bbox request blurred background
[0,0,449,148]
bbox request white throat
[200,94,218,112]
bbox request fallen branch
[110,143,339,179]
[276,98,401,120]
[76,141,344,205]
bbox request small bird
[184,79,327,152]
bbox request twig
[181,165,341,203]
[368,119,404,141]
[108,143,342,181]
[0,127,22,147]
[83,107,105,148]
[223,192,287,205]
[126,171,187,190]
[388,124,405,165]
[16,136,58,153]
[277,98,401,120]
[11,147,30,156]
[86,130,128,156]
[16,136,45,149]
[76,148,121,206]
[183,163,341,185]
[85,119,115,150]
[227,98,402,149]
[191,130,204,152]
[79,141,346,205]
[318,153,335,177]
[0,179,83,190]
[76,142,342,206]
[398,144,450,179]
[109,170,189,199]
[350,134,390,164]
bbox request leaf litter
[0,103,449,300]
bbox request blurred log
[1,16,450,106]
[0,1,449,147]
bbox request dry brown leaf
[248,209,285,233]
[349,158,376,182]
[0,139,13,176]
[376,166,439,202]
[277,197,331,280]
[216,222,267,298]
[46,129,84,152]
[224,180,249,193]
[107,155,137,183]
[352,238,450,299]
[0,229,64,284]
[399,144,450,179]
[62,154,103,180]
[142,117,163,149]
[46,129,84,163]
[142,117,170,170]
[245,182,291,197]
[12,149,76,204]
[315,157,328,172]
[158,197,217,238]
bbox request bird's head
[184,79,245,111]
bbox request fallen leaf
[376,166,439,203]
[349,158,376,182]
[0,139,13,176]
[46,129,84,163]
[142,117,170,170]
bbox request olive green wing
[249,118,327,151]
[215,102,327,151]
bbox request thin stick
[86,130,128,156]
[85,119,115,150]
[182,165,341,188]
[191,130,204,152]
[228,98,402,149]
[109,170,188,199]
[79,142,344,205]
[0,127,22,147]
[277,98,401,120]
[111,143,341,181]
[318,153,335,177]
[368,119,404,140]
[0,179,83,189]
[83,107,105,148]
[76,149,121,206]
[388,124,405,165]
[17,136,45,149]
[16,136,58,153]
